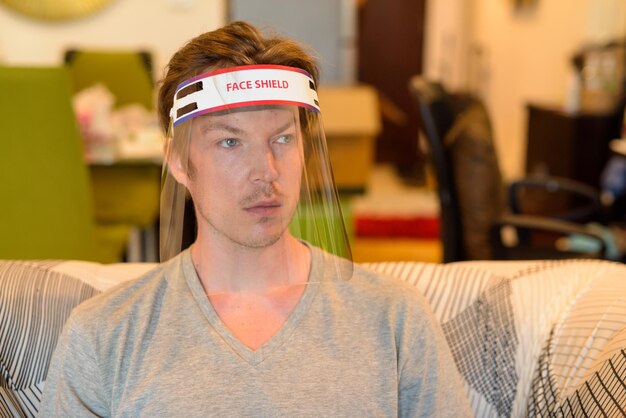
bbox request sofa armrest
[366,258,626,418]
[0,260,155,418]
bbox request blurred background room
[1,0,625,264]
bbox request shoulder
[311,245,435,328]
[312,251,450,367]
[350,263,434,320]
[68,253,185,332]
[352,262,422,297]
[311,244,426,303]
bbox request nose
[249,148,279,183]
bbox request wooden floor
[351,237,441,263]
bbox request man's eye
[275,135,292,144]
[219,138,239,148]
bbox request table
[89,147,163,262]
[526,103,623,188]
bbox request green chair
[0,66,130,262]
[64,49,162,261]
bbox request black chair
[409,76,608,262]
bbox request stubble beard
[195,183,294,250]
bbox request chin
[236,233,283,249]
[223,223,284,248]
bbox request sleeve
[397,294,474,418]
[39,314,109,418]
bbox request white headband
[170,64,320,126]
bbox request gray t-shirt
[40,246,472,417]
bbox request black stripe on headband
[177,103,198,119]
[309,80,319,107]
[176,81,203,100]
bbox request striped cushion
[366,259,626,418]
[0,261,99,417]
[0,260,154,418]
[526,264,626,417]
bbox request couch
[1,258,625,417]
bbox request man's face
[185,107,303,249]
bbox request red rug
[355,215,440,239]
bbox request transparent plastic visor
[160,65,352,287]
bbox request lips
[244,199,282,216]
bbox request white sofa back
[1,259,625,418]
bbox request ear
[167,152,190,188]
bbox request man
[40,21,472,417]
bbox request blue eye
[275,135,292,144]
[220,138,239,148]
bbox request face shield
[160,65,352,283]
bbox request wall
[424,0,626,179]
[0,0,226,77]
[230,0,357,84]
[423,0,471,91]
[2,0,625,180]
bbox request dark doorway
[357,0,427,181]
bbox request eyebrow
[270,119,297,136]
[204,122,245,135]
[204,118,296,136]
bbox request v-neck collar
[181,246,322,366]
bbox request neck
[190,233,311,295]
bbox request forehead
[193,106,299,130]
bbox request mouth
[244,200,282,217]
